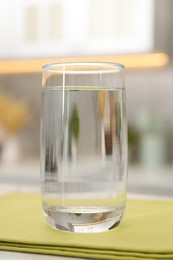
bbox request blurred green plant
[128,125,139,148]
[128,125,139,163]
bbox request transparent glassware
[41,62,127,233]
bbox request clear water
[41,86,127,232]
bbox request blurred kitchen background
[0,0,173,197]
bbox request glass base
[43,206,125,233]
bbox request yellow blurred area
[0,53,169,74]
[0,93,30,134]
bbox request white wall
[126,66,173,126]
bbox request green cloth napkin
[0,192,173,260]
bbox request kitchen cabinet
[0,0,154,59]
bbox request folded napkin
[0,192,173,260]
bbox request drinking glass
[41,62,127,233]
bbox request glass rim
[42,61,124,74]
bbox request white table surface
[0,251,79,260]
